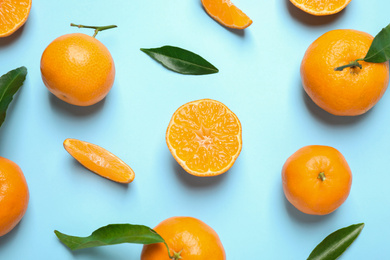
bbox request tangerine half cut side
[289,0,352,16]
[63,138,135,183]
[166,99,242,177]
[201,0,252,29]
[0,0,32,37]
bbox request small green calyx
[171,249,183,260]
[318,172,326,182]
[164,241,182,260]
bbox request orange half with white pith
[63,138,135,183]
[166,99,242,177]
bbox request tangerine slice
[0,0,32,37]
[166,99,242,177]
[289,0,352,16]
[201,0,252,29]
[63,138,135,183]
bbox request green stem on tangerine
[164,241,182,260]
[318,172,326,182]
[70,23,117,38]
[334,58,364,71]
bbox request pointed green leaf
[0,66,27,128]
[141,45,218,75]
[307,223,365,260]
[364,24,390,63]
[55,224,165,251]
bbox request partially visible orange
[282,145,352,215]
[40,33,115,106]
[0,0,32,37]
[201,0,252,29]
[141,216,226,260]
[166,99,242,177]
[63,138,135,183]
[0,157,29,237]
[301,29,389,116]
[289,0,352,16]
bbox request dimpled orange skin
[141,217,226,260]
[40,33,115,106]
[282,145,352,215]
[0,157,29,237]
[301,29,389,116]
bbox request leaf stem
[334,58,364,71]
[70,23,117,38]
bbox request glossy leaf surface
[55,224,164,251]
[0,66,27,128]
[141,46,218,75]
[307,223,364,260]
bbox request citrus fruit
[201,0,252,29]
[301,29,389,116]
[282,145,352,215]
[289,0,352,16]
[63,138,135,183]
[0,0,32,37]
[141,216,226,260]
[40,33,115,106]
[0,157,29,237]
[166,99,242,177]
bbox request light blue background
[0,0,389,259]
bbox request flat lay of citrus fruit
[141,216,226,260]
[2,0,390,259]
[63,138,135,183]
[0,0,32,37]
[282,145,352,215]
[301,29,389,116]
[40,33,115,106]
[166,99,242,177]
[0,157,29,237]
[289,0,352,16]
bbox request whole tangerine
[40,32,115,106]
[301,29,389,116]
[0,157,29,237]
[141,216,226,260]
[282,145,352,215]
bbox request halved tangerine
[63,138,135,183]
[201,0,252,29]
[166,99,242,177]
[289,0,352,16]
[0,0,32,37]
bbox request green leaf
[141,45,219,75]
[0,66,27,128]
[364,24,390,63]
[54,224,165,251]
[307,223,365,260]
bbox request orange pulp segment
[289,0,352,16]
[201,0,252,29]
[166,99,242,176]
[63,138,135,183]
[0,0,32,37]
